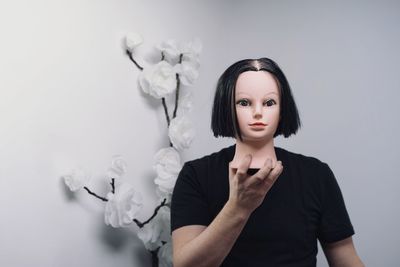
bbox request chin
[242,135,273,142]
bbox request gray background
[0,0,399,266]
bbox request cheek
[236,109,251,122]
[266,109,280,123]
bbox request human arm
[317,163,364,266]
[172,201,249,267]
[322,237,365,267]
[172,155,283,267]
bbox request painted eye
[264,99,276,107]
[237,99,250,106]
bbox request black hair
[211,57,301,141]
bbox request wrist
[224,200,251,222]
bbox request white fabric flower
[168,116,195,151]
[153,147,182,195]
[158,242,173,267]
[107,155,127,179]
[104,183,143,228]
[157,38,202,65]
[179,90,193,113]
[137,206,171,251]
[174,60,200,86]
[156,39,181,62]
[125,32,143,52]
[155,187,172,204]
[139,61,177,99]
[181,38,202,61]
[63,167,91,192]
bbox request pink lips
[249,122,267,126]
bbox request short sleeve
[317,163,355,243]
[170,162,211,233]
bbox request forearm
[174,201,250,267]
[323,237,365,267]
[329,260,365,267]
[328,256,365,267]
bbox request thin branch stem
[126,50,144,71]
[133,198,167,228]
[162,96,173,147]
[110,178,115,194]
[173,73,180,119]
[161,97,171,127]
[151,249,159,267]
[83,186,108,202]
[172,54,183,119]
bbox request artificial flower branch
[110,178,115,194]
[83,186,108,202]
[133,198,167,228]
[81,178,115,202]
[83,181,168,229]
[64,36,200,267]
[126,50,143,70]
[172,54,183,119]
[127,49,184,148]
[162,97,171,127]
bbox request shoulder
[183,145,233,171]
[175,145,232,193]
[276,146,332,176]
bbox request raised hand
[227,154,283,216]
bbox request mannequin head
[235,71,280,142]
[211,57,301,141]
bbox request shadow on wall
[60,178,76,201]
[99,217,152,266]
[60,176,151,265]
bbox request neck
[231,138,277,168]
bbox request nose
[253,103,263,118]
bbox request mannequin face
[235,71,280,142]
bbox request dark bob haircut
[211,57,301,141]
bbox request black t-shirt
[171,144,355,267]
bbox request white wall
[0,1,226,266]
[213,1,400,266]
[1,0,399,266]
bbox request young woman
[170,58,364,267]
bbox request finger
[262,161,283,189]
[236,154,252,180]
[271,159,277,169]
[228,161,236,178]
[250,158,273,184]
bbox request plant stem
[151,249,159,267]
[161,97,171,127]
[83,186,108,202]
[172,54,183,119]
[172,73,180,119]
[126,50,144,71]
[133,198,167,228]
[161,97,173,148]
[110,178,115,194]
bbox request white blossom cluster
[126,34,199,151]
[153,147,182,203]
[126,35,201,100]
[64,34,200,267]
[63,167,91,192]
[63,157,144,228]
